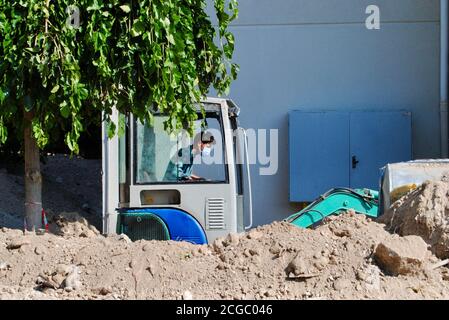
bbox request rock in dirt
[183,290,193,300]
[381,180,449,259]
[6,238,31,250]
[80,230,96,238]
[442,269,449,281]
[285,253,310,277]
[118,234,132,243]
[356,265,381,291]
[36,275,60,290]
[62,266,82,290]
[212,238,224,253]
[374,235,430,276]
[93,286,113,296]
[51,274,66,288]
[313,256,329,271]
[269,243,282,255]
[333,278,352,291]
[329,225,353,238]
[247,230,263,240]
[50,212,100,238]
[56,264,72,276]
[223,233,240,247]
[34,246,46,255]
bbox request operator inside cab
[164,131,216,182]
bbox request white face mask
[202,147,212,157]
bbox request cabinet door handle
[352,156,359,169]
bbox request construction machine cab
[102,98,252,244]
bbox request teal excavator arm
[286,188,380,228]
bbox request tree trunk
[24,111,43,231]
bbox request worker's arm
[175,148,207,181]
[177,163,190,180]
[172,148,190,180]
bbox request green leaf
[118,114,126,137]
[0,0,239,152]
[107,120,116,139]
[32,119,49,148]
[167,34,175,45]
[65,132,79,153]
[231,63,240,79]
[0,118,7,145]
[161,17,170,29]
[130,20,145,37]
[51,84,60,94]
[120,4,131,13]
[59,101,70,118]
[87,2,102,11]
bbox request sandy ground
[0,155,448,300]
[0,213,448,300]
[381,180,449,259]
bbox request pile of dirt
[1,213,448,300]
[48,212,101,238]
[380,180,449,259]
[1,156,449,300]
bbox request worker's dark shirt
[164,145,194,181]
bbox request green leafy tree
[0,0,238,230]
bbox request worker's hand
[188,175,208,182]
[181,176,208,182]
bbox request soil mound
[1,213,448,300]
[380,180,449,259]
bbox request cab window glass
[135,108,227,184]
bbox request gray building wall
[210,0,441,226]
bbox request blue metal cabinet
[289,111,412,202]
[289,111,350,202]
[350,112,412,190]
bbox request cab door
[127,99,239,242]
